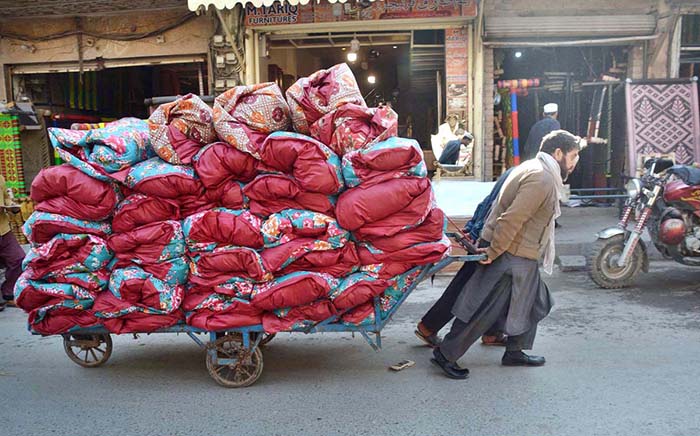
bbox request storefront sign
[245,0,477,27]
[445,27,469,123]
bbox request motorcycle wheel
[588,234,645,289]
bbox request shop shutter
[484,15,656,40]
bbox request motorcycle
[589,158,700,288]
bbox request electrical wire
[0,13,197,42]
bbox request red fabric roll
[108,220,183,264]
[94,292,183,334]
[32,164,119,221]
[285,63,366,134]
[341,302,375,325]
[251,272,336,311]
[183,291,262,330]
[336,177,432,233]
[193,142,258,186]
[203,183,247,211]
[113,194,180,233]
[259,133,342,195]
[331,276,391,312]
[357,237,450,265]
[212,82,291,158]
[362,208,445,252]
[23,235,110,280]
[279,243,360,277]
[310,103,398,156]
[28,307,99,335]
[262,300,336,334]
[190,247,271,286]
[244,174,335,217]
[184,209,263,251]
[147,93,216,165]
[360,262,417,280]
[26,213,111,245]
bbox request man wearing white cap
[522,103,560,161]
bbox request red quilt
[32,164,119,221]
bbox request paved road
[1,262,699,436]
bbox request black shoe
[0,302,5,312]
[501,351,546,367]
[431,348,469,379]
[415,328,441,348]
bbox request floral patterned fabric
[286,63,366,134]
[342,137,427,188]
[262,299,336,334]
[27,304,99,335]
[244,174,336,218]
[259,131,344,195]
[14,274,101,313]
[32,164,121,221]
[251,271,338,311]
[310,103,398,156]
[93,290,183,333]
[22,234,113,280]
[48,117,151,181]
[148,94,216,165]
[261,232,350,273]
[108,220,185,265]
[183,208,263,252]
[125,157,204,199]
[23,211,112,246]
[183,291,262,331]
[212,82,291,158]
[95,266,185,316]
[260,209,345,248]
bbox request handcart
[48,233,484,388]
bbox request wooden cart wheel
[62,333,112,368]
[259,333,275,347]
[206,334,263,388]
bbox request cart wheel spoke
[63,334,112,368]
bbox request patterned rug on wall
[0,114,26,197]
[626,79,700,176]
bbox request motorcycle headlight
[625,179,642,199]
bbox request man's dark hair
[539,130,581,155]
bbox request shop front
[242,0,479,176]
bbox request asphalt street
[1,261,699,436]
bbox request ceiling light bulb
[515,51,523,58]
[367,75,376,84]
[350,37,361,53]
[393,45,398,49]
[347,52,358,62]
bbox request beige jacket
[481,158,558,261]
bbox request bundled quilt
[48,117,151,181]
[31,164,121,221]
[244,174,335,218]
[335,177,433,237]
[259,132,343,195]
[213,82,291,158]
[112,194,180,233]
[342,137,427,188]
[286,63,366,134]
[310,103,398,156]
[184,291,262,331]
[183,208,263,252]
[108,220,185,265]
[23,211,112,245]
[147,93,216,165]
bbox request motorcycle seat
[668,165,700,186]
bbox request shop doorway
[262,29,445,150]
[11,61,208,124]
[492,45,630,189]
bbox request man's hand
[476,247,492,265]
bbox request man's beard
[558,157,568,180]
